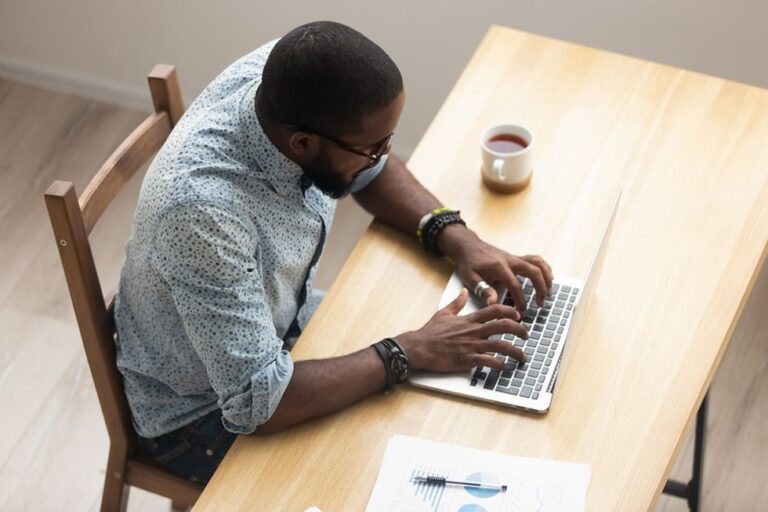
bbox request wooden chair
[44,65,203,512]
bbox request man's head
[257,21,405,198]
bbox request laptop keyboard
[469,277,580,400]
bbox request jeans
[137,409,237,485]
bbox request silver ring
[474,280,491,297]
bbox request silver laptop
[410,190,622,413]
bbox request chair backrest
[44,65,185,456]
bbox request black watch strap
[372,338,410,390]
[372,341,393,390]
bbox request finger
[524,255,554,293]
[466,271,498,305]
[497,266,527,316]
[478,318,528,340]
[466,303,520,323]
[440,287,468,315]
[515,260,547,306]
[484,285,499,306]
[478,339,527,363]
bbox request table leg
[663,392,709,511]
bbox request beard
[300,150,353,199]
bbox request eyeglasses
[292,124,394,169]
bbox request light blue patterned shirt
[114,39,387,437]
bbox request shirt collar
[240,83,304,198]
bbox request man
[115,20,553,484]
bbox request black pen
[414,475,507,492]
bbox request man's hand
[259,287,526,433]
[350,154,552,313]
[437,224,554,315]
[395,288,527,372]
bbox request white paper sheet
[366,435,590,512]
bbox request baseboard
[0,53,153,112]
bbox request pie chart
[463,472,503,499]
[457,505,487,512]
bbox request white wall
[2,0,767,155]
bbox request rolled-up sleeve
[150,201,293,434]
[349,154,388,193]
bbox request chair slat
[125,457,203,506]
[79,111,171,234]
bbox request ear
[287,130,318,158]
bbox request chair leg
[101,450,130,512]
[170,501,190,512]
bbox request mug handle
[492,159,506,181]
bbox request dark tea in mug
[486,133,528,154]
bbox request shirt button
[206,449,214,456]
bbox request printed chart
[366,435,590,512]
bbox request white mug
[480,124,533,193]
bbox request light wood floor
[0,79,764,511]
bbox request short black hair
[258,21,403,136]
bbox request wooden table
[194,26,768,511]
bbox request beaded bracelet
[418,209,466,256]
[416,207,452,246]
